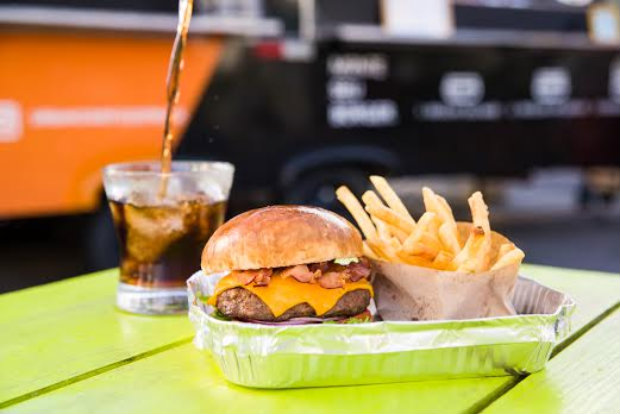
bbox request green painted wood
[0,270,193,404]
[481,308,620,414]
[3,342,513,414]
[4,265,618,414]
[519,264,620,331]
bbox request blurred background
[1,0,619,292]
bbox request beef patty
[215,287,371,321]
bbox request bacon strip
[232,268,273,286]
[253,269,273,286]
[232,271,256,285]
[318,271,345,289]
[280,264,317,283]
[308,262,330,273]
[346,262,371,282]
[232,259,371,289]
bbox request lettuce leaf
[333,257,359,266]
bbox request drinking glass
[103,161,234,314]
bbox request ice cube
[124,203,188,263]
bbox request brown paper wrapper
[372,222,522,321]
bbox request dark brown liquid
[159,0,195,198]
[110,198,226,288]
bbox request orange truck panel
[0,31,222,218]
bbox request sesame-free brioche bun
[201,205,363,273]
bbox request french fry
[362,189,414,233]
[454,225,495,273]
[366,238,399,262]
[361,190,386,210]
[423,187,460,254]
[336,186,377,241]
[438,222,461,255]
[371,216,392,241]
[425,211,441,235]
[372,216,409,243]
[457,260,475,273]
[365,204,415,233]
[454,229,486,272]
[396,249,434,267]
[473,236,492,272]
[404,233,442,260]
[498,243,515,258]
[459,225,484,251]
[419,233,442,251]
[460,234,492,273]
[387,236,402,252]
[491,247,525,270]
[411,211,437,232]
[467,191,492,272]
[421,186,435,213]
[402,212,437,253]
[404,238,441,259]
[385,222,409,243]
[432,250,455,271]
[365,238,386,259]
[453,226,486,267]
[422,187,457,229]
[437,195,459,233]
[363,241,381,260]
[436,195,455,221]
[369,175,415,223]
[468,191,490,233]
[362,190,414,233]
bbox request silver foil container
[187,272,575,388]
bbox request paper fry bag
[372,223,522,321]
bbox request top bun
[202,205,363,273]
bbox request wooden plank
[4,264,619,414]
[519,264,620,331]
[481,308,620,414]
[0,270,193,404]
[3,342,513,414]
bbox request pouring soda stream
[159,0,195,199]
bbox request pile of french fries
[336,176,524,273]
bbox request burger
[202,205,373,324]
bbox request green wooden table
[1,264,619,414]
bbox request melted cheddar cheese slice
[208,274,373,317]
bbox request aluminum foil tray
[187,271,574,388]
